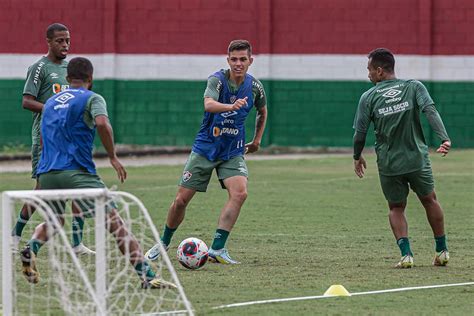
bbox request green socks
[211,229,230,251]
[397,237,413,256]
[12,213,30,237]
[161,225,177,247]
[72,216,85,247]
[435,235,448,252]
[28,239,44,255]
[134,261,156,281]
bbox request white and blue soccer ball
[177,237,209,270]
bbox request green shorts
[179,152,248,192]
[379,164,435,203]
[31,143,41,179]
[38,170,114,216]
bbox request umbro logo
[50,73,59,79]
[55,92,75,104]
[382,89,402,98]
[221,111,238,118]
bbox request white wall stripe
[213,281,474,310]
[1,54,473,81]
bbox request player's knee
[173,195,190,210]
[418,191,437,205]
[388,201,406,212]
[231,189,247,204]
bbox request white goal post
[1,188,193,315]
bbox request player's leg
[146,152,212,261]
[11,180,39,251]
[71,201,96,255]
[409,166,449,266]
[20,198,66,284]
[208,157,248,264]
[379,173,413,268]
[105,209,176,289]
[11,145,41,250]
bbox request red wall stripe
[0,0,472,55]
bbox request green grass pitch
[1,151,473,315]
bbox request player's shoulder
[404,79,425,87]
[89,92,106,103]
[27,56,49,72]
[361,85,378,100]
[208,69,226,80]
[251,76,266,95]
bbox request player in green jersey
[20,56,174,289]
[12,23,94,256]
[146,40,268,264]
[353,48,451,268]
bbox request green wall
[1,79,472,150]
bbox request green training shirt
[204,69,267,109]
[353,79,435,176]
[83,93,109,129]
[23,56,69,145]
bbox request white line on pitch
[213,281,474,310]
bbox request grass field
[1,151,473,315]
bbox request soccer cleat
[73,243,96,256]
[145,242,170,261]
[433,250,449,266]
[20,246,40,284]
[11,235,21,253]
[208,248,240,265]
[395,254,414,268]
[141,277,177,289]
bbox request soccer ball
[176,237,209,270]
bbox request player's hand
[436,140,451,157]
[231,97,248,111]
[354,156,367,178]
[110,156,127,183]
[245,141,260,154]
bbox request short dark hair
[46,23,69,39]
[368,48,395,72]
[228,40,252,55]
[67,57,93,81]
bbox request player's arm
[95,115,126,183]
[422,105,451,156]
[22,95,44,113]
[352,93,371,178]
[90,94,126,183]
[22,63,44,113]
[204,97,247,113]
[203,76,247,113]
[246,105,267,154]
[415,81,451,156]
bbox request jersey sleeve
[353,92,371,133]
[413,80,435,111]
[23,63,42,98]
[203,76,221,101]
[84,93,108,129]
[253,78,267,109]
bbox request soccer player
[19,57,173,289]
[353,48,451,268]
[12,23,94,255]
[146,39,268,264]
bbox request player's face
[48,31,70,60]
[367,58,382,84]
[227,49,253,80]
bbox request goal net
[1,188,193,315]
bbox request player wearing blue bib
[146,40,268,264]
[20,57,174,289]
[12,23,94,256]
